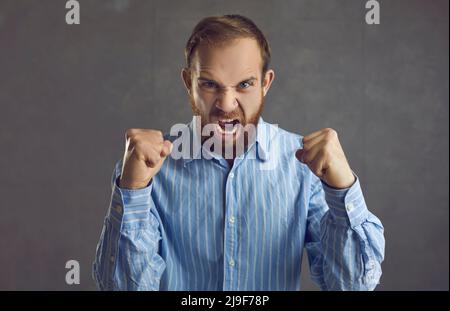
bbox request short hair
[185,14,271,75]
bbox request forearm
[305,174,385,291]
[320,178,385,290]
[93,164,166,290]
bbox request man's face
[182,37,274,150]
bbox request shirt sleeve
[304,172,385,291]
[92,160,166,290]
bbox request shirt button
[229,172,234,179]
[345,202,354,212]
[229,216,235,224]
[115,205,122,214]
[110,255,115,263]
[229,259,235,267]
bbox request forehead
[192,38,262,80]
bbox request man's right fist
[119,129,173,189]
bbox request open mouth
[216,119,240,135]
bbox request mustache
[210,110,243,121]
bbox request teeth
[216,120,238,135]
[219,119,234,124]
[218,126,236,134]
[218,119,240,124]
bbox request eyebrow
[197,76,258,85]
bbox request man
[93,14,385,291]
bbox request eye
[200,81,218,89]
[238,81,253,89]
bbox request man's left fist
[295,128,356,189]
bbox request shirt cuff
[321,173,369,228]
[107,176,153,230]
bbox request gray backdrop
[0,0,448,290]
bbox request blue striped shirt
[93,117,385,291]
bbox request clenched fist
[295,128,356,189]
[119,129,173,189]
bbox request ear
[262,69,275,97]
[181,67,192,95]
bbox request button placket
[223,168,238,289]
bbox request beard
[189,92,265,159]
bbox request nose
[215,88,238,113]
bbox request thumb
[295,149,304,163]
[160,140,173,158]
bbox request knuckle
[149,154,161,167]
[129,145,145,162]
[133,139,145,150]
[326,128,337,137]
[136,152,147,162]
[132,141,149,158]
[305,153,312,163]
[323,128,337,142]
[126,128,137,139]
[148,130,164,144]
[151,130,163,138]
[129,136,139,146]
